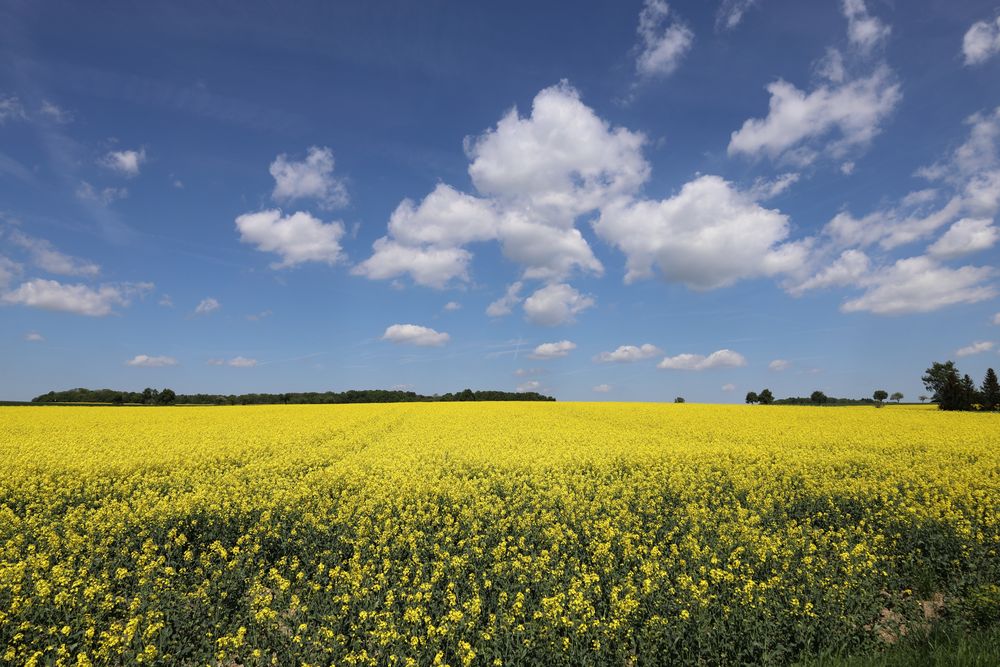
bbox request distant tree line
[31,387,556,406]
[923,362,1000,411]
[745,388,890,406]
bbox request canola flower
[0,402,997,665]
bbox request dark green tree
[758,388,774,405]
[810,390,828,405]
[961,374,980,409]
[938,369,966,410]
[674,396,685,403]
[981,368,1000,411]
[890,392,903,403]
[156,388,177,405]
[923,361,959,403]
[873,389,888,407]
[745,391,758,404]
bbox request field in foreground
[1,403,998,666]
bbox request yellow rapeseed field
[1,403,998,665]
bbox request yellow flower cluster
[0,403,997,664]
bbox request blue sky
[2,0,999,402]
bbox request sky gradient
[1,0,999,402]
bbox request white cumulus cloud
[353,185,494,287]
[593,384,612,393]
[728,67,900,166]
[385,183,498,247]
[236,209,345,269]
[101,148,146,177]
[269,146,348,209]
[790,249,870,295]
[595,175,805,289]
[227,356,258,367]
[1,279,151,316]
[24,331,44,342]
[595,343,662,363]
[658,349,747,371]
[522,283,594,326]
[529,340,576,359]
[353,239,470,288]
[927,218,998,259]
[841,256,995,315]
[382,324,450,347]
[769,359,791,371]
[356,82,656,288]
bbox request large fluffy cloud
[353,185,494,287]
[467,82,649,220]
[358,82,646,288]
[353,239,471,288]
[728,67,900,165]
[1,279,152,316]
[594,175,805,289]
[496,212,603,281]
[236,209,345,269]
[269,146,348,209]
[841,256,995,315]
[386,184,498,247]
[522,283,594,326]
[381,324,450,347]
